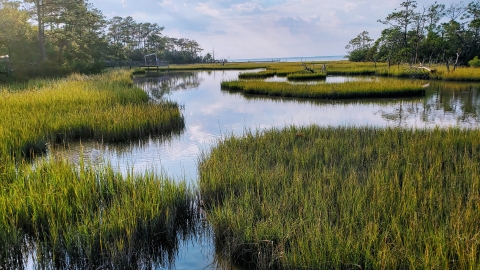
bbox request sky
[89,0,449,59]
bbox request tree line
[345,0,480,70]
[0,0,209,77]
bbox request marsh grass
[0,70,184,157]
[166,61,480,82]
[286,72,327,81]
[200,126,480,269]
[239,70,277,79]
[221,79,425,99]
[1,158,197,268]
[0,70,195,268]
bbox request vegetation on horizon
[200,126,480,269]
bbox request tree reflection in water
[379,81,480,126]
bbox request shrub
[468,56,480,67]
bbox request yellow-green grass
[431,66,480,81]
[332,62,480,81]
[0,70,194,267]
[0,70,184,157]
[323,61,383,76]
[286,72,327,81]
[144,61,480,82]
[200,126,480,269]
[1,158,196,268]
[221,79,425,99]
[239,70,277,79]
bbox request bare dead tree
[302,62,315,73]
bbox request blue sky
[90,0,447,59]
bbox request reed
[432,67,480,81]
[0,157,196,268]
[286,72,327,81]
[0,70,184,157]
[239,70,277,79]
[0,70,195,268]
[200,126,480,269]
[221,79,425,99]
[324,61,382,75]
[166,61,480,82]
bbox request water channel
[49,70,480,269]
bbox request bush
[468,56,480,67]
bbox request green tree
[0,1,35,62]
[345,31,373,62]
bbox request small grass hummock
[239,70,277,79]
[200,126,480,269]
[286,72,327,81]
[221,79,425,99]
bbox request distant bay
[230,55,346,63]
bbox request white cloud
[195,3,220,17]
[159,0,171,6]
[232,2,262,12]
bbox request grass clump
[200,126,480,269]
[0,70,194,268]
[0,70,184,157]
[132,68,146,75]
[239,70,277,79]
[1,158,196,268]
[221,79,425,99]
[286,72,327,81]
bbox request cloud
[90,0,449,58]
[195,3,221,17]
[159,0,171,6]
[274,16,321,35]
[232,2,262,13]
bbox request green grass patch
[0,70,193,268]
[200,126,480,269]
[0,70,185,157]
[221,79,425,99]
[286,72,327,81]
[132,68,146,75]
[1,159,196,268]
[239,70,277,79]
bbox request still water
[50,70,480,269]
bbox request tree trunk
[37,3,46,61]
[443,53,450,72]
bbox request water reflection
[379,81,480,126]
[137,72,204,101]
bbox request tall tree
[345,31,374,61]
[0,1,33,62]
